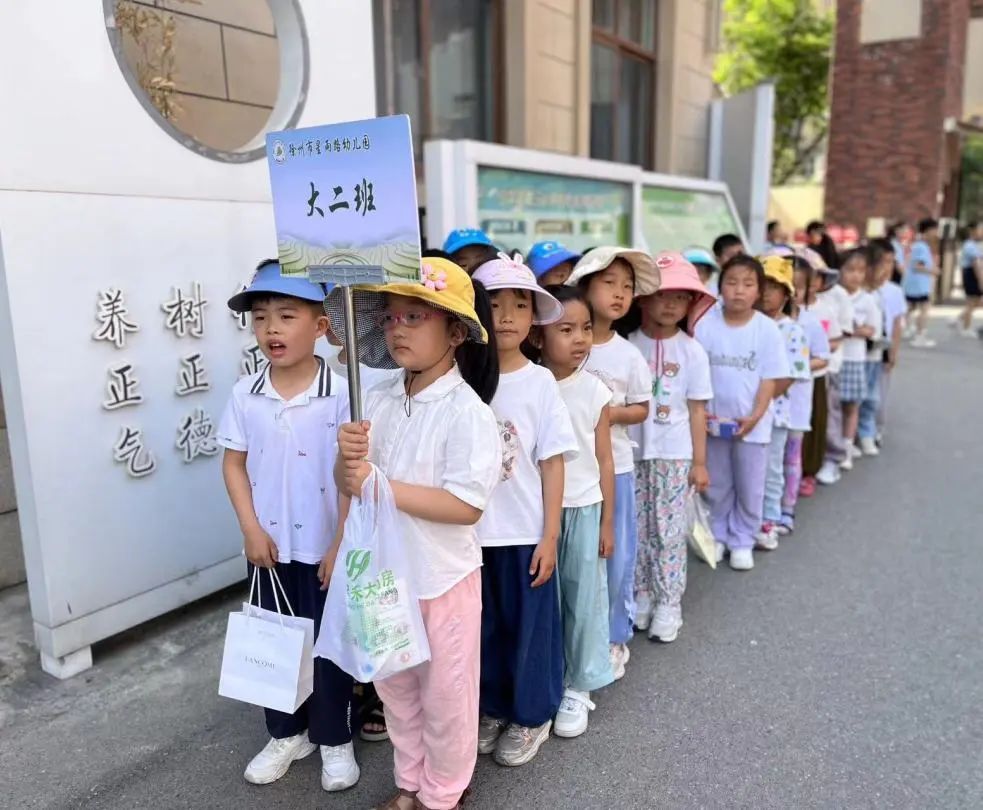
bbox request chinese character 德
[93,288,139,349]
[103,362,144,410]
[240,342,267,377]
[113,425,156,478]
[354,179,376,216]
[176,352,209,396]
[307,181,324,217]
[329,186,349,212]
[176,407,219,463]
[162,282,207,339]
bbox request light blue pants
[858,361,883,439]
[606,472,638,645]
[763,427,789,524]
[557,503,614,692]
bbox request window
[374,0,502,159]
[590,0,657,169]
[859,0,922,44]
[105,0,309,162]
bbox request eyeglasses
[375,311,447,330]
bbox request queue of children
[216,226,906,810]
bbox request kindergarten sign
[265,115,421,283]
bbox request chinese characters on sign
[176,353,210,396]
[275,133,372,163]
[177,407,219,463]
[162,282,207,338]
[93,288,139,349]
[113,426,156,478]
[240,343,266,378]
[306,180,376,218]
[103,363,143,410]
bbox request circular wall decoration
[104,0,309,162]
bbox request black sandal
[359,692,389,742]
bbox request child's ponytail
[456,279,499,404]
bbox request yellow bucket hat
[324,257,487,369]
[759,255,795,296]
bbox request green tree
[714,0,834,184]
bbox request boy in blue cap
[443,227,499,274]
[217,259,359,794]
[527,240,582,286]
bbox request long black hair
[456,278,499,404]
[792,255,815,306]
[524,285,592,364]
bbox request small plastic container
[708,417,739,439]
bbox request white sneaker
[903,324,917,340]
[478,715,507,755]
[554,689,595,738]
[610,643,626,681]
[715,541,726,563]
[634,596,652,631]
[911,334,936,348]
[816,461,841,485]
[320,743,359,792]
[850,444,863,460]
[754,524,779,551]
[244,733,317,785]
[729,548,754,571]
[859,437,879,456]
[839,455,853,471]
[649,604,682,643]
[960,327,978,338]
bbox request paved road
[2,318,982,809]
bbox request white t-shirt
[477,362,578,547]
[363,365,500,599]
[877,281,907,344]
[815,285,854,375]
[217,358,349,565]
[556,370,612,508]
[583,334,651,474]
[695,308,791,445]
[788,309,830,431]
[628,330,712,461]
[324,348,401,394]
[803,297,841,378]
[772,316,812,430]
[842,289,883,362]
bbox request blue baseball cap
[682,247,719,270]
[227,261,329,313]
[526,241,582,278]
[442,228,495,255]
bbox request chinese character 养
[93,288,139,349]
[162,282,207,338]
[113,426,156,478]
[176,407,219,463]
[176,352,209,396]
[103,362,143,410]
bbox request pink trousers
[375,569,481,810]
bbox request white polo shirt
[217,358,349,566]
[364,365,500,599]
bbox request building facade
[825,0,983,227]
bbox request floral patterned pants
[634,458,691,612]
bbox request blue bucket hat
[227,261,329,313]
[526,241,582,278]
[682,247,719,271]
[442,228,495,255]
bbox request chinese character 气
[92,288,139,350]
[162,282,207,338]
[329,185,349,212]
[307,181,324,217]
[240,342,267,377]
[176,407,219,463]
[113,426,156,478]
[176,352,209,396]
[103,362,144,410]
[354,179,376,216]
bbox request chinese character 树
[162,282,207,339]
[240,343,267,377]
[113,425,156,478]
[176,352,209,396]
[92,288,139,350]
[103,362,144,410]
[354,179,376,216]
[307,181,324,217]
[176,407,219,463]
[329,186,350,213]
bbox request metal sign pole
[340,285,362,423]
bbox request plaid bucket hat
[323,257,487,370]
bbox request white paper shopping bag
[218,569,315,714]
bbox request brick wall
[825,0,971,226]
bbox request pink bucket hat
[647,251,716,335]
[471,252,564,324]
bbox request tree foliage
[714,0,834,184]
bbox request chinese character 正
[93,288,139,349]
[240,343,267,377]
[113,425,156,478]
[103,362,143,410]
[162,282,207,338]
[176,407,219,463]
[176,352,209,396]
